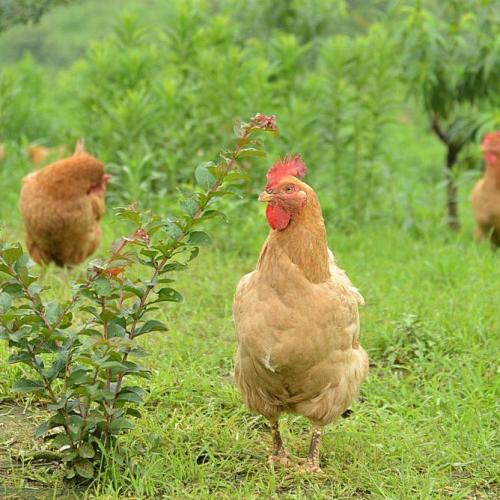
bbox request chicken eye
[284,185,294,193]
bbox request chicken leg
[268,419,292,466]
[300,425,324,473]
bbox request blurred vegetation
[0,0,78,33]
[396,1,500,229]
[4,0,498,231]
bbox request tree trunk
[431,115,462,231]
[446,145,460,231]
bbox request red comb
[266,155,307,188]
[482,132,500,146]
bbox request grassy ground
[0,190,498,498]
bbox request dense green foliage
[0,1,498,228]
[397,1,500,229]
[0,0,78,33]
[0,0,498,497]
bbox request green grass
[1,195,498,497]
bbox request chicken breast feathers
[234,244,368,426]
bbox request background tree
[397,0,500,230]
[0,0,78,32]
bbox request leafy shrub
[373,313,440,370]
[396,0,500,229]
[0,55,57,142]
[0,114,277,479]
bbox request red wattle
[266,203,291,230]
[485,152,499,166]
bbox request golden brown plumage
[233,156,368,472]
[27,144,68,166]
[19,144,109,266]
[471,132,500,246]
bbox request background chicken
[19,141,110,266]
[27,144,69,166]
[233,156,368,473]
[471,132,500,246]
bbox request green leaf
[67,368,91,386]
[45,302,63,325]
[164,221,183,239]
[156,287,183,303]
[187,231,211,246]
[188,246,199,262]
[65,467,76,480]
[44,357,66,381]
[116,206,141,224]
[236,147,267,158]
[125,407,142,418]
[0,263,12,275]
[74,459,94,479]
[110,417,134,432]
[52,433,72,448]
[201,210,227,222]
[35,420,55,439]
[107,321,126,338]
[123,284,144,298]
[161,262,186,273]
[0,292,12,313]
[116,390,144,404]
[78,443,95,459]
[100,308,118,322]
[195,162,217,189]
[2,283,23,296]
[144,218,165,235]
[2,245,23,264]
[100,361,128,371]
[140,248,159,259]
[7,326,32,343]
[69,415,85,435]
[135,319,168,336]
[224,171,251,183]
[180,197,199,217]
[93,277,113,297]
[17,314,43,326]
[7,352,31,364]
[13,378,45,393]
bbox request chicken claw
[296,463,325,474]
[296,426,325,474]
[268,420,293,467]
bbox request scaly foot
[296,460,325,474]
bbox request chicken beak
[258,191,274,202]
[103,174,111,184]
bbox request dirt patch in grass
[0,402,80,499]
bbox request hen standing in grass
[27,144,68,166]
[19,141,110,266]
[471,132,500,247]
[233,156,368,473]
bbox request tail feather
[74,138,86,156]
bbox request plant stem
[110,126,253,403]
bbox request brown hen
[471,132,500,247]
[19,142,109,266]
[233,156,368,472]
[27,144,68,166]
